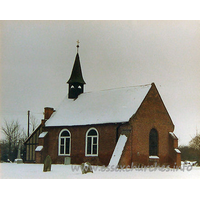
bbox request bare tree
[30,114,40,133]
[188,133,200,165]
[189,133,200,150]
[1,120,26,161]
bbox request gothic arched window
[149,129,158,156]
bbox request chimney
[44,107,55,120]
[41,107,55,125]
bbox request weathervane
[76,40,80,53]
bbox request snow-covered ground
[0,163,200,179]
[0,163,199,200]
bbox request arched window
[85,128,98,156]
[59,129,71,156]
[149,129,158,156]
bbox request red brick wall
[176,152,181,167]
[168,134,181,167]
[120,83,176,167]
[41,123,119,165]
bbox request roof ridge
[83,83,152,94]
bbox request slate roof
[67,53,86,84]
[45,84,152,127]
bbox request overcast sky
[1,20,200,145]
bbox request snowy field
[0,162,200,179]
[0,163,199,200]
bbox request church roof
[45,84,152,127]
[67,53,86,84]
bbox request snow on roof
[169,132,178,139]
[35,146,43,151]
[149,156,159,159]
[109,134,127,167]
[39,132,48,138]
[175,148,181,154]
[45,84,152,127]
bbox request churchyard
[0,162,200,179]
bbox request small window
[149,129,158,156]
[59,130,71,156]
[85,128,98,156]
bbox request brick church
[24,44,181,167]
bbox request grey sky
[1,20,200,145]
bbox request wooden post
[27,110,30,137]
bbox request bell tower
[67,41,86,99]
